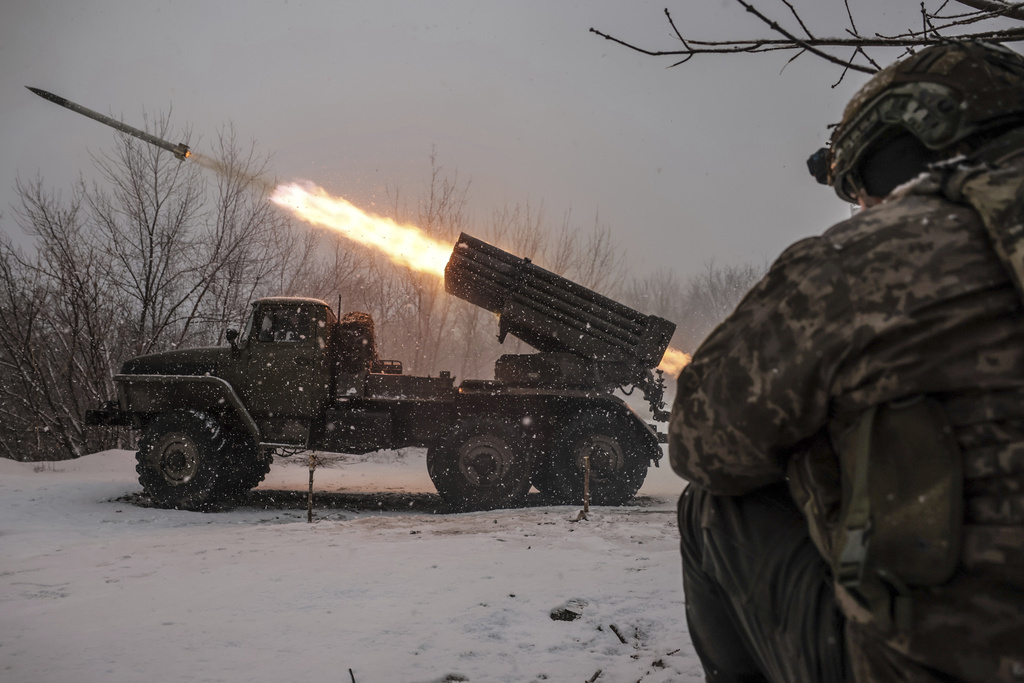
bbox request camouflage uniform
[670,130,1024,682]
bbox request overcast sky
[3,1,1020,277]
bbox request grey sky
[2,1,1016,277]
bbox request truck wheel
[214,430,273,502]
[548,410,650,506]
[427,417,533,511]
[136,410,228,511]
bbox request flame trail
[270,181,452,277]
[24,80,694,382]
[270,180,690,375]
[658,347,691,377]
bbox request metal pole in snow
[307,452,317,523]
[583,454,591,515]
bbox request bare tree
[0,184,122,459]
[84,114,208,356]
[383,148,471,375]
[490,201,548,262]
[569,215,627,294]
[0,115,292,461]
[682,260,765,341]
[624,261,766,353]
[193,125,301,341]
[624,267,686,326]
[0,133,641,459]
[592,1,1024,83]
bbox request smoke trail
[189,151,276,194]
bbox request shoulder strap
[945,164,1024,297]
[938,132,1024,300]
[834,405,875,589]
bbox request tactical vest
[807,131,1024,634]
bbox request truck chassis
[88,234,675,511]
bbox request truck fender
[591,395,663,465]
[606,397,663,466]
[114,374,261,442]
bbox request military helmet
[821,41,1024,203]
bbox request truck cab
[220,298,335,444]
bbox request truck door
[238,302,330,441]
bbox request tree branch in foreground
[590,0,1024,79]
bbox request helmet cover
[827,41,1024,202]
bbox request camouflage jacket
[669,133,1024,681]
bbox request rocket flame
[658,347,691,377]
[270,181,453,277]
[272,180,691,378]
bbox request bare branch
[952,0,1024,21]
[779,48,807,75]
[591,1,1024,75]
[664,8,689,49]
[845,0,861,34]
[832,50,858,87]
[735,0,874,73]
[780,0,815,39]
[856,46,883,70]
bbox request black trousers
[678,483,851,683]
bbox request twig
[832,49,859,88]
[780,0,814,39]
[844,0,860,35]
[609,623,628,644]
[349,668,356,683]
[953,0,1024,22]
[779,48,806,75]
[736,0,874,73]
[587,669,603,683]
[664,8,688,49]
[856,46,883,71]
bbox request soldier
[670,42,1024,682]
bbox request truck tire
[547,409,650,506]
[427,417,533,511]
[136,410,228,511]
[214,430,273,502]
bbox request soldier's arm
[669,236,853,495]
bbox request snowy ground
[1,448,701,683]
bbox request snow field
[1,450,701,682]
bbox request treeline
[0,121,762,461]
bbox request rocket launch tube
[26,87,191,161]
[444,233,676,368]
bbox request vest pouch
[832,396,963,630]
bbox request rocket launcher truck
[87,233,676,511]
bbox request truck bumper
[85,403,133,427]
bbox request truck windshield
[255,307,314,343]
